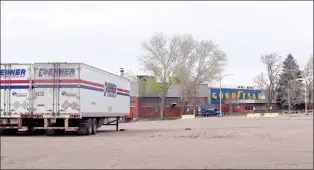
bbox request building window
[166,97,181,106]
[140,97,161,107]
[244,106,254,110]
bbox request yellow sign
[212,91,262,100]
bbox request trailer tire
[86,118,93,136]
[55,129,66,135]
[77,127,85,135]
[45,129,55,136]
[78,119,92,136]
[92,118,97,135]
[27,125,35,135]
[78,120,86,135]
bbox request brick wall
[138,106,181,118]
[130,96,207,118]
[215,103,278,113]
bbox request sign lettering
[35,91,44,96]
[38,68,75,77]
[210,88,263,104]
[0,69,26,77]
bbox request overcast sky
[1,1,313,87]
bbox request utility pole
[219,79,222,117]
[219,74,234,117]
[287,82,291,114]
[305,68,308,115]
[305,81,307,114]
[296,78,308,115]
[287,68,293,114]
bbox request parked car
[201,108,225,117]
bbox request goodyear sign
[210,88,262,104]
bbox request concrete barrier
[247,113,279,118]
[246,113,254,118]
[264,113,279,118]
[263,113,272,118]
[254,113,261,118]
[247,113,252,118]
[181,115,196,119]
[247,113,261,118]
[272,113,279,117]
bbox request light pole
[251,85,259,112]
[219,74,234,117]
[287,81,291,114]
[286,69,293,114]
[296,78,308,115]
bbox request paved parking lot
[1,116,313,169]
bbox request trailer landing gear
[103,117,120,131]
[41,117,121,136]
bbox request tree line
[254,53,313,113]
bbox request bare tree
[175,35,227,114]
[253,53,281,112]
[174,35,197,115]
[225,98,240,114]
[283,79,304,109]
[138,32,181,120]
[304,54,313,109]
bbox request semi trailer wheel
[92,118,97,135]
[78,119,93,136]
[27,125,35,135]
[86,118,93,135]
[77,125,85,135]
[55,129,66,135]
[78,119,87,135]
[45,129,56,136]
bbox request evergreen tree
[276,54,303,110]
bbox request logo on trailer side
[38,68,75,77]
[104,82,117,98]
[0,69,26,77]
[61,91,77,97]
[12,91,27,97]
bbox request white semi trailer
[31,62,130,135]
[0,63,34,134]
[0,62,130,136]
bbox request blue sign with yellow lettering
[210,88,262,104]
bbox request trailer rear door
[32,63,80,118]
[0,63,32,118]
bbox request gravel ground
[1,115,313,169]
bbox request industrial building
[128,74,277,118]
[208,85,277,113]
[129,75,208,118]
